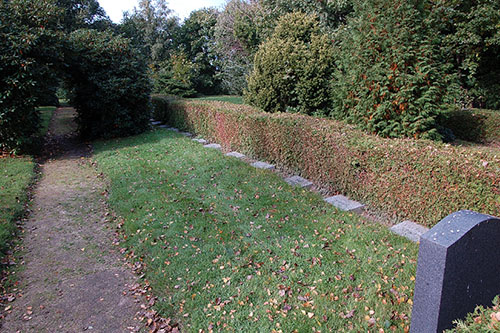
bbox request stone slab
[192,138,207,144]
[204,143,221,150]
[251,161,275,170]
[225,152,245,159]
[168,127,179,132]
[411,210,500,332]
[151,121,162,125]
[285,175,313,189]
[158,125,169,128]
[390,221,429,243]
[180,132,193,137]
[324,195,365,214]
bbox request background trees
[0,0,63,152]
[0,0,153,152]
[244,12,335,115]
[2,0,499,151]
[331,0,459,140]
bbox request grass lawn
[37,106,56,136]
[192,95,244,105]
[0,106,54,256]
[0,157,35,255]
[94,128,418,332]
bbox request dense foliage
[67,30,151,139]
[177,8,220,95]
[446,296,500,332]
[331,0,459,140]
[432,0,500,109]
[0,0,154,151]
[245,12,335,115]
[0,0,62,152]
[153,97,500,226]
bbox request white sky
[99,0,227,23]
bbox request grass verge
[37,106,56,137]
[0,158,35,256]
[191,95,244,105]
[0,106,54,293]
[94,128,418,332]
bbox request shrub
[152,97,500,227]
[67,29,152,139]
[446,296,500,332]
[431,0,500,110]
[331,0,459,140]
[244,12,335,115]
[0,0,61,153]
[152,53,197,98]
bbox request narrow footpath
[2,108,143,332]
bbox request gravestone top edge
[421,210,499,248]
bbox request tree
[431,0,500,109]
[56,0,112,31]
[0,0,63,152]
[260,0,352,32]
[331,0,459,140]
[244,12,335,115]
[119,0,179,64]
[1,0,153,152]
[177,8,220,95]
[66,29,152,139]
[214,0,268,94]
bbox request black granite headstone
[410,210,500,332]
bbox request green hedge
[152,97,499,227]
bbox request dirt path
[2,108,143,332]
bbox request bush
[331,0,459,140]
[431,0,500,110]
[446,296,500,332]
[67,29,152,139]
[152,97,500,227]
[151,53,197,98]
[0,0,61,153]
[244,12,335,115]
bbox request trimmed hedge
[152,97,499,227]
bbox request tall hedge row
[0,0,62,152]
[66,30,152,140]
[152,97,499,227]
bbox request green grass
[0,107,53,256]
[0,157,35,255]
[94,129,418,332]
[37,106,56,137]
[192,95,245,105]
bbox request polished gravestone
[411,210,500,332]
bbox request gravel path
[1,108,143,332]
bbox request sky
[99,0,227,23]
